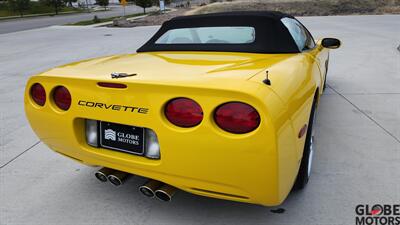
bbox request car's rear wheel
[293,95,318,190]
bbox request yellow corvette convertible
[25,11,340,206]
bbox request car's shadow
[74,166,309,224]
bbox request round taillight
[214,102,260,134]
[53,86,71,111]
[30,83,46,106]
[165,98,203,127]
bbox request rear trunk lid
[39,51,294,85]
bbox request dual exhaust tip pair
[95,167,130,186]
[95,167,176,202]
[138,179,176,202]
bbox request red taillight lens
[214,102,260,134]
[30,83,46,106]
[165,98,203,127]
[53,86,71,111]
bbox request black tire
[293,95,317,190]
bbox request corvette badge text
[355,204,400,225]
[78,100,149,114]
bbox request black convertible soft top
[137,11,300,54]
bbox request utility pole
[121,0,127,17]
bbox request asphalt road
[0,5,156,34]
[0,15,399,225]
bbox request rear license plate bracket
[99,121,145,155]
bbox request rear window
[155,26,256,44]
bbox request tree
[97,0,108,10]
[8,0,30,17]
[63,0,77,7]
[41,0,64,14]
[134,0,152,13]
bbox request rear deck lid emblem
[111,72,137,79]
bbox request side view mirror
[321,38,341,49]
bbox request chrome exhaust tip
[155,184,177,202]
[107,171,131,186]
[139,180,162,198]
[95,167,115,182]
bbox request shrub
[7,0,30,16]
[97,0,108,10]
[134,0,152,13]
[93,15,100,23]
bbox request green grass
[0,2,83,18]
[67,12,145,26]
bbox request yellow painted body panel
[25,47,329,206]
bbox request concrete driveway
[0,15,399,225]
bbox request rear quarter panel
[250,51,323,199]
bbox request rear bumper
[24,76,297,206]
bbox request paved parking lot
[0,15,399,225]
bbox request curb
[86,14,148,27]
[85,8,175,28]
